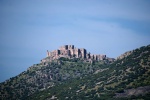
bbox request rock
[117,51,133,60]
[115,86,150,98]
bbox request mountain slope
[0,57,108,99]
[28,45,150,100]
[0,44,150,100]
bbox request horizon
[0,0,150,82]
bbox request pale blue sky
[0,0,150,82]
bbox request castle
[41,45,115,63]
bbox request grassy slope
[28,45,150,100]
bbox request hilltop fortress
[41,45,115,63]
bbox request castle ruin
[41,45,110,63]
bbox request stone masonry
[41,45,114,63]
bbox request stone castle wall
[45,45,107,62]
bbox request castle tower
[94,55,97,60]
[70,49,74,57]
[64,45,68,50]
[59,45,68,50]
[68,45,74,50]
[75,48,80,57]
[47,50,50,57]
[56,50,60,55]
[86,52,91,59]
[90,54,94,59]
[80,48,87,58]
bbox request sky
[0,0,150,82]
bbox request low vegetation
[0,45,150,100]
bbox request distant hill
[0,44,150,100]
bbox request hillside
[28,45,150,100]
[0,44,150,100]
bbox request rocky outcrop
[115,86,150,98]
[41,45,115,63]
[117,51,133,60]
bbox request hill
[0,44,150,100]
